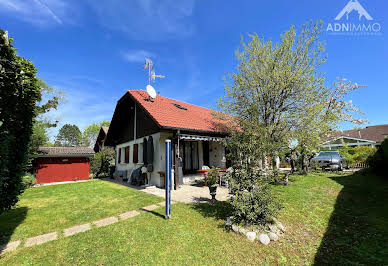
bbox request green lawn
[1,171,387,265]
[0,180,162,244]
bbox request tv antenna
[143,58,165,100]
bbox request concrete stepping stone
[64,223,91,237]
[141,204,160,211]
[158,201,176,207]
[93,216,118,227]
[119,210,140,220]
[25,232,57,247]
[0,240,21,253]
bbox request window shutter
[118,148,121,163]
[133,144,138,164]
[125,146,130,163]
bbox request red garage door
[35,157,90,184]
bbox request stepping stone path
[1,201,167,254]
[93,216,119,227]
[0,240,21,253]
[141,204,160,211]
[119,210,140,220]
[157,201,176,207]
[25,232,57,247]
[64,223,91,237]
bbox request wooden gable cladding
[133,144,138,164]
[135,104,160,139]
[105,93,160,146]
[125,146,130,163]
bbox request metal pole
[165,140,171,219]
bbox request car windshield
[317,151,339,157]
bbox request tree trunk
[263,153,269,170]
[283,171,291,185]
[274,156,280,170]
[301,148,309,175]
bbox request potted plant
[205,168,219,201]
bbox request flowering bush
[205,168,219,187]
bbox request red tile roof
[330,124,388,144]
[127,90,228,133]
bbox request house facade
[105,90,228,188]
[321,124,388,149]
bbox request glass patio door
[182,141,199,174]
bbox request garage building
[35,147,95,184]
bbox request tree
[219,21,364,224]
[294,78,366,174]
[28,80,65,159]
[219,21,327,165]
[83,121,110,147]
[55,124,83,147]
[0,30,42,213]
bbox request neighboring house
[94,126,109,153]
[105,90,229,188]
[321,124,388,149]
[34,147,95,184]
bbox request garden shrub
[22,173,36,188]
[339,146,377,167]
[227,167,282,226]
[205,168,219,187]
[90,148,115,178]
[368,139,388,177]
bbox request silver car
[310,151,346,171]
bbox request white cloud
[86,0,196,40]
[0,0,69,26]
[1,0,196,39]
[121,50,154,63]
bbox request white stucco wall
[115,134,225,187]
[116,132,172,187]
[209,141,226,168]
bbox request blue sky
[1,0,387,138]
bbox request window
[172,103,187,110]
[118,148,121,163]
[133,144,139,164]
[125,146,130,164]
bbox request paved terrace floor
[102,178,230,203]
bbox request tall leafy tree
[219,21,327,164]
[55,124,83,147]
[220,21,364,173]
[83,121,110,147]
[28,79,65,158]
[0,30,42,213]
[219,21,364,224]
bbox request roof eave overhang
[322,135,377,145]
[160,126,228,136]
[36,154,95,158]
